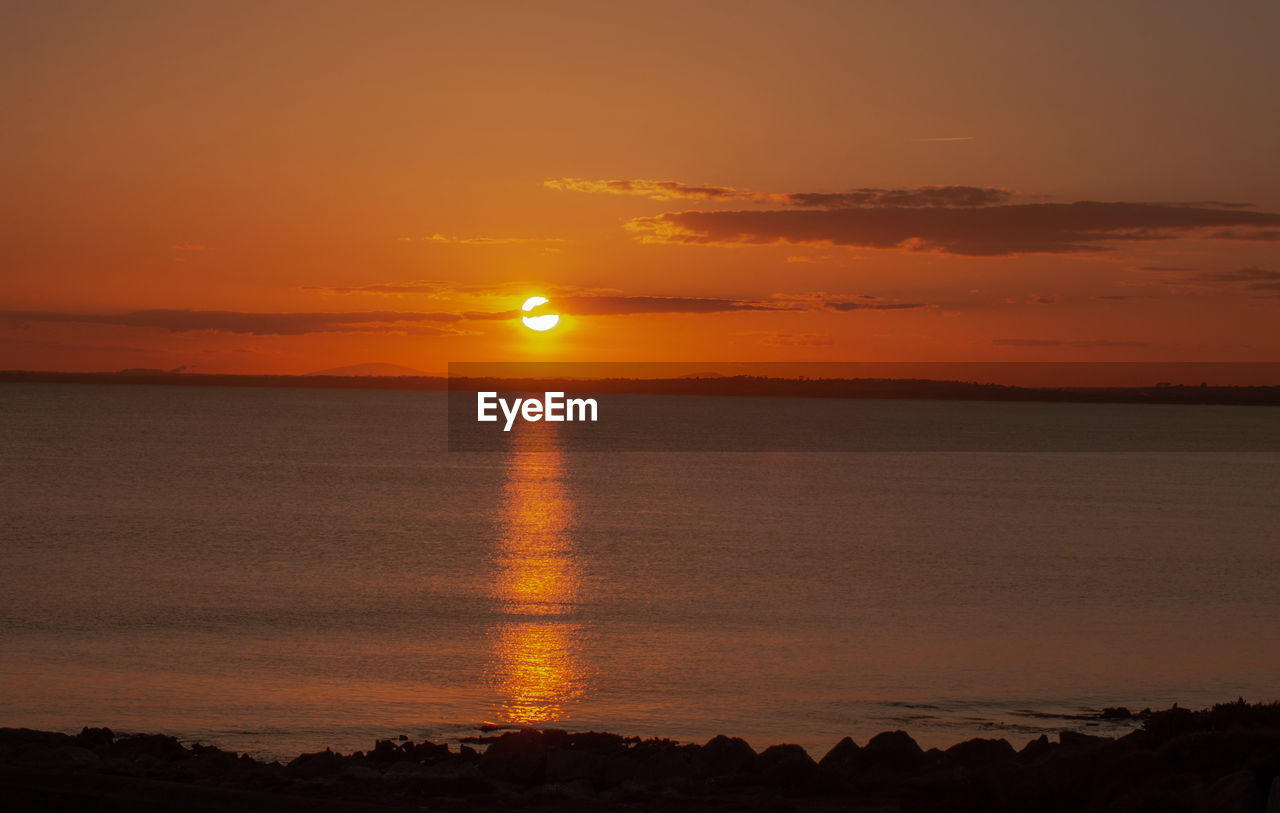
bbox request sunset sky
[3,0,1279,374]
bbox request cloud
[555,295,794,315]
[0,336,163,353]
[546,178,1011,208]
[306,279,931,315]
[1136,265,1200,272]
[2,291,934,336]
[993,339,1152,348]
[307,280,578,298]
[1185,265,1280,291]
[549,293,927,315]
[543,178,758,202]
[311,281,456,296]
[783,186,1010,208]
[0,309,497,336]
[396,234,566,245]
[735,331,835,347]
[913,136,976,142]
[625,201,1280,256]
[1205,228,1280,241]
[822,300,928,311]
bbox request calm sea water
[1,382,1278,760]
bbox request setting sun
[521,296,561,332]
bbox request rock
[404,740,452,763]
[1059,730,1110,750]
[50,745,101,768]
[99,756,144,776]
[371,739,398,763]
[479,729,550,784]
[567,731,631,756]
[385,759,430,778]
[285,748,347,779]
[186,746,239,779]
[546,748,605,783]
[633,746,702,787]
[818,736,860,774]
[75,726,114,751]
[339,764,382,781]
[863,730,924,771]
[537,779,596,800]
[756,744,818,787]
[601,754,641,786]
[425,758,483,781]
[1267,776,1280,813]
[945,737,1016,770]
[0,727,71,752]
[114,733,188,762]
[1019,734,1052,762]
[1203,769,1262,813]
[703,735,756,776]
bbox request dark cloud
[555,295,795,315]
[1189,265,1280,285]
[312,282,453,295]
[823,301,928,311]
[0,336,162,353]
[2,292,933,336]
[0,309,483,336]
[544,178,756,202]
[539,294,929,316]
[1163,265,1280,294]
[545,178,1012,209]
[1137,265,1200,272]
[783,186,1010,208]
[1206,228,1280,241]
[993,339,1152,348]
[626,202,1280,256]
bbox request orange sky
[3,0,1279,375]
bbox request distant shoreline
[4,369,1280,405]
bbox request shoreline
[3,700,1278,811]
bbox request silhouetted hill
[2,370,1279,404]
[306,363,428,376]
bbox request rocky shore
[3,700,1279,812]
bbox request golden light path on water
[487,421,587,725]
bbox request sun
[520,296,560,331]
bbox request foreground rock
[1,700,1278,811]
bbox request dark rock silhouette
[0,700,1278,811]
[701,734,756,776]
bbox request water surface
[1,383,1277,759]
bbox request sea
[1,382,1278,761]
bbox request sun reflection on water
[487,422,588,726]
